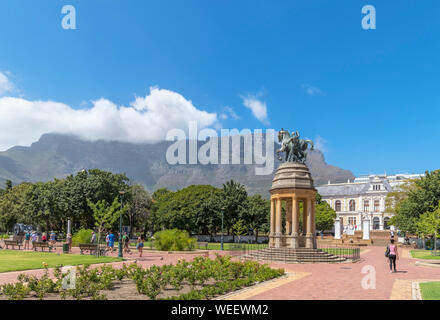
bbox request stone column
[311,197,316,248]
[291,196,299,248]
[286,199,292,236]
[275,197,282,248]
[269,198,275,247]
[302,199,308,235]
[306,197,314,249]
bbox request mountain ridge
[0,133,355,197]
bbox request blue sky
[0,0,439,176]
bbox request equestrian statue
[276,128,314,163]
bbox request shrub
[72,229,93,246]
[153,229,196,251]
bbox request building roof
[317,183,369,197]
[317,172,424,197]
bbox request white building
[316,173,424,231]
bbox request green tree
[242,195,270,242]
[0,183,33,232]
[150,185,222,235]
[416,203,440,251]
[88,197,123,248]
[232,219,248,243]
[389,170,440,233]
[221,180,248,238]
[315,200,337,231]
[125,184,152,236]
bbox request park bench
[197,242,209,250]
[4,240,22,250]
[79,243,106,256]
[33,242,52,252]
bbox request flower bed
[0,255,284,300]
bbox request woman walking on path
[386,239,399,273]
[136,236,144,257]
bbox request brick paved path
[1,246,440,299]
[236,246,440,300]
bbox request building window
[363,200,369,212]
[335,200,341,212]
[384,217,390,230]
[349,200,356,211]
[373,185,381,191]
[348,217,357,226]
[374,200,380,212]
[373,217,380,230]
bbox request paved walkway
[225,246,440,300]
[1,246,440,299]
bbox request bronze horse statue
[276,129,314,163]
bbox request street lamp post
[118,191,126,258]
[221,207,225,251]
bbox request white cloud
[241,94,269,124]
[314,135,327,152]
[0,72,14,95]
[220,106,239,120]
[0,87,218,151]
[302,84,324,96]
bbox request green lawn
[420,282,440,300]
[321,248,360,255]
[0,250,123,273]
[410,250,440,260]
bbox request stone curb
[412,281,422,300]
[213,272,292,300]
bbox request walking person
[386,239,399,273]
[136,235,144,257]
[49,231,57,247]
[122,232,130,254]
[31,231,38,250]
[108,231,115,253]
[90,231,96,244]
[24,231,31,250]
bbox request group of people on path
[24,231,72,251]
[90,231,144,257]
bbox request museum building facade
[316,173,424,231]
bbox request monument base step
[241,248,351,263]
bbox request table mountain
[0,133,354,197]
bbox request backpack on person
[385,245,390,257]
